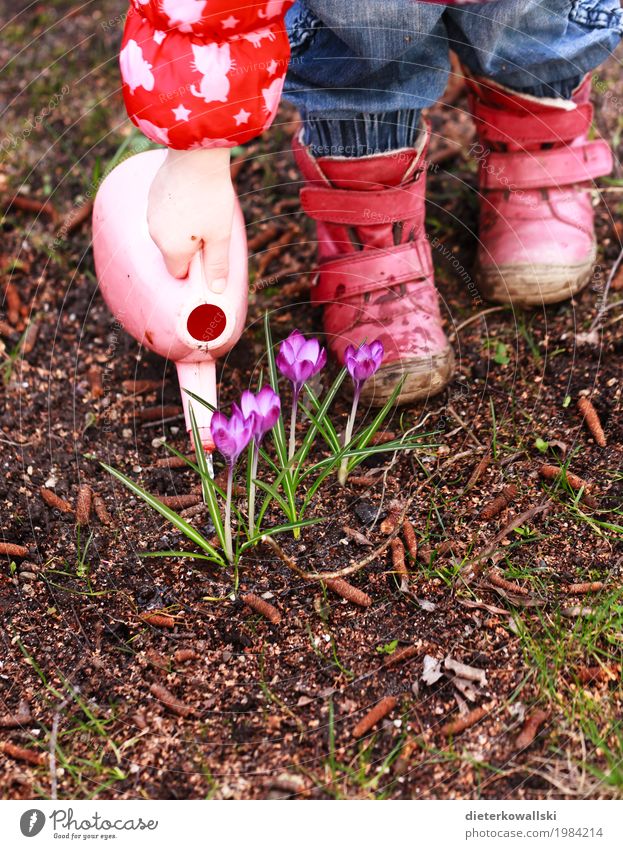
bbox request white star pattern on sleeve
[222,15,239,29]
[234,108,251,125]
[172,104,192,121]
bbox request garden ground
[0,2,622,800]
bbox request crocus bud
[240,386,281,445]
[344,340,384,393]
[210,403,254,466]
[276,330,326,396]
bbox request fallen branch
[241,592,281,625]
[459,502,550,583]
[352,696,397,739]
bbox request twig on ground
[462,454,491,495]
[481,484,518,521]
[0,542,29,557]
[487,568,529,596]
[441,703,494,737]
[2,741,44,767]
[324,578,372,608]
[40,487,73,514]
[383,645,420,669]
[0,700,32,728]
[561,582,604,595]
[514,709,549,750]
[241,592,281,625]
[402,519,418,560]
[75,484,93,526]
[140,612,177,629]
[390,538,409,591]
[149,683,191,717]
[577,397,607,447]
[93,495,114,526]
[352,696,398,739]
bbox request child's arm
[119,1,294,281]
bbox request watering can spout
[176,359,217,453]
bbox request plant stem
[338,387,360,486]
[224,465,234,562]
[248,442,259,539]
[288,390,299,461]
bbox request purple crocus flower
[276,330,327,396]
[239,386,281,538]
[339,339,384,486]
[240,386,281,446]
[210,403,254,562]
[210,403,254,467]
[276,330,327,460]
[344,340,384,395]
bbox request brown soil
[0,3,622,800]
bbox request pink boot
[292,122,454,405]
[468,75,613,305]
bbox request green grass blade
[240,516,325,552]
[188,405,227,551]
[101,462,226,565]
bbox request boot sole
[359,346,455,407]
[476,249,595,307]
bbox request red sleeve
[120,1,295,150]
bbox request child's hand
[147,147,234,291]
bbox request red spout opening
[187,304,227,342]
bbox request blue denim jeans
[283,0,623,155]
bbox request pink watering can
[92,148,248,452]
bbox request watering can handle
[188,245,227,295]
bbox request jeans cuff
[303,109,421,157]
[506,75,585,100]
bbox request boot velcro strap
[475,102,593,145]
[312,241,433,303]
[480,139,612,191]
[300,179,424,226]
